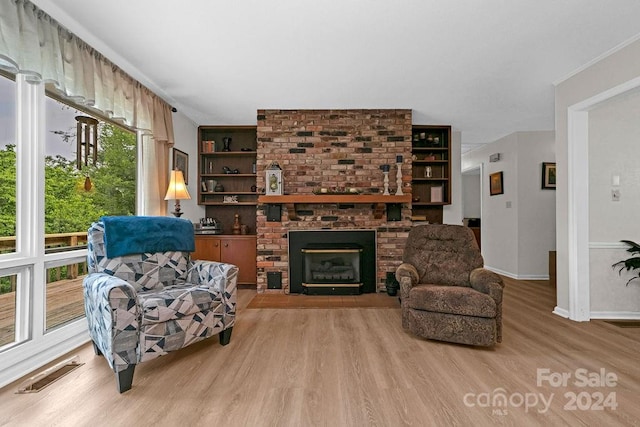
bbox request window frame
[0,73,141,388]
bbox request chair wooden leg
[116,365,135,393]
[92,340,102,356]
[219,327,233,346]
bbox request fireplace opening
[302,244,363,294]
[289,230,376,294]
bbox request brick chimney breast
[256,109,412,293]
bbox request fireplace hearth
[289,230,376,294]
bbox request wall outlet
[612,189,621,201]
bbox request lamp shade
[164,170,191,201]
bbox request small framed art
[489,171,504,196]
[173,148,189,184]
[542,162,556,189]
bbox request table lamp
[164,169,191,217]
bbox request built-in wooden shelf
[258,194,411,220]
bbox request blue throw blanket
[102,216,195,258]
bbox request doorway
[462,165,482,250]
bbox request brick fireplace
[256,109,413,293]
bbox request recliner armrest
[396,263,419,285]
[396,263,419,306]
[469,268,504,304]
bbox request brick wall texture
[256,109,413,293]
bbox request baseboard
[485,266,517,279]
[553,306,570,318]
[590,311,640,320]
[484,266,549,281]
[516,274,550,280]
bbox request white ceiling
[33,0,640,151]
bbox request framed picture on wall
[173,148,189,184]
[489,171,504,196]
[542,162,556,189]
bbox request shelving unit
[411,125,451,224]
[198,126,257,234]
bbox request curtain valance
[0,0,173,145]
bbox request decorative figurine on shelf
[395,155,404,196]
[232,214,241,235]
[214,183,224,192]
[381,164,390,195]
[222,137,232,152]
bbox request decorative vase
[222,137,231,151]
[385,272,399,296]
[232,213,241,235]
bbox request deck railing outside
[0,232,89,347]
[0,232,88,292]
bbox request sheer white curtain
[0,0,174,215]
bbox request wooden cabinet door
[192,236,222,261]
[220,236,257,284]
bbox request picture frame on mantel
[489,171,504,196]
[173,148,189,184]
[541,162,556,189]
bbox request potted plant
[612,240,640,286]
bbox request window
[0,74,18,350]
[0,273,18,347]
[0,73,16,254]
[43,95,137,330]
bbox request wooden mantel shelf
[258,194,411,220]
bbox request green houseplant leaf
[612,240,640,286]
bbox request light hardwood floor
[1,278,639,426]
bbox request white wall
[588,90,640,314]
[589,90,640,242]
[462,131,555,279]
[516,131,556,278]
[462,173,481,218]
[169,111,204,222]
[555,37,640,319]
[463,134,519,275]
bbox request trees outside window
[42,96,136,331]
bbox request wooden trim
[258,194,411,204]
[259,194,411,220]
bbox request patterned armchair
[396,224,504,347]
[83,217,237,392]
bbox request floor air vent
[16,356,84,394]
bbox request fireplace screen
[289,230,376,294]
[302,244,363,291]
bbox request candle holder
[395,162,404,196]
[383,171,390,195]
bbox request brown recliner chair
[396,224,504,346]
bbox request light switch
[612,175,620,186]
